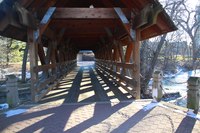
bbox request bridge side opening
[77,50,95,67]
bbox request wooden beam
[34,64,57,73]
[53,8,130,19]
[38,43,46,65]
[28,28,38,102]
[125,42,133,63]
[114,8,135,41]
[0,2,23,31]
[50,41,57,74]
[132,29,141,99]
[38,7,56,40]
[15,2,37,29]
[133,3,163,30]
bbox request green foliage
[0,36,26,64]
[0,36,7,64]
[10,40,25,62]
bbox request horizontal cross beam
[53,8,130,19]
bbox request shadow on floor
[175,116,196,133]
[39,65,133,104]
[0,101,136,133]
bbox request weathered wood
[114,8,135,41]
[96,61,137,96]
[97,59,135,70]
[96,60,137,86]
[133,3,163,30]
[33,59,76,102]
[36,76,56,92]
[125,41,134,63]
[41,7,56,24]
[35,84,54,102]
[33,64,57,73]
[117,40,127,75]
[0,3,23,31]
[38,43,46,65]
[132,29,141,99]
[38,7,56,40]
[54,8,130,19]
[15,2,37,29]
[28,28,38,102]
[96,66,136,95]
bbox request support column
[28,29,38,102]
[187,77,200,114]
[133,29,141,99]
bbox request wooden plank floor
[39,65,133,104]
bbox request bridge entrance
[0,0,176,103]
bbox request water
[162,69,200,107]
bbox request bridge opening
[0,0,176,103]
[77,50,95,67]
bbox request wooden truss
[0,0,177,102]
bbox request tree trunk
[21,44,29,83]
[192,40,197,67]
[140,41,148,91]
[6,53,9,66]
[6,39,12,66]
[141,34,167,95]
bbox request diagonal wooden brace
[114,8,136,41]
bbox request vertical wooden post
[187,77,200,114]
[125,41,133,63]
[51,40,57,75]
[28,28,38,102]
[133,29,141,99]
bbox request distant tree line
[140,0,200,97]
[0,36,25,66]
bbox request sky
[159,0,199,9]
[187,0,199,9]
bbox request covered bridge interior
[0,0,176,103]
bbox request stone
[152,71,163,102]
[6,75,19,107]
[187,77,200,114]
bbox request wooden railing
[95,59,137,97]
[33,60,77,102]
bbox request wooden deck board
[39,65,133,104]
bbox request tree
[0,36,25,66]
[175,0,200,66]
[140,0,184,97]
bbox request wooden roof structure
[0,0,177,102]
[0,0,176,50]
